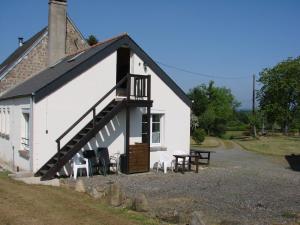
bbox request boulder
[124,198,133,209]
[133,193,149,212]
[89,187,104,199]
[75,179,86,192]
[109,183,124,207]
[189,211,206,225]
[86,184,109,200]
[156,208,180,224]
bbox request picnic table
[173,149,214,174]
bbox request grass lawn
[235,136,300,156]
[191,136,235,150]
[191,136,221,148]
[0,172,158,225]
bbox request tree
[257,57,300,135]
[192,128,206,144]
[188,81,240,137]
[86,35,98,46]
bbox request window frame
[142,113,164,147]
[21,112,30,150]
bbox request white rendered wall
[33,49,190,173]
[82,107,141,157]
[130,53,191,168]
[33,52,117,172]
[0,97,31,171]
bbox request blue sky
[1,0,300,109]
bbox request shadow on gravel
[285,154,300,171]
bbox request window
[142,114,164,146]
[21,113,30,150]
[152,114,161,144]
[141,115,148,143]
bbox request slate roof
[0,34,191,107]
[0,27,48,77]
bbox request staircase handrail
[56,73,130,147]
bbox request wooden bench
[190,149,213,165]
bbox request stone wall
[0,35,48,93]
[66,18,88,55]
[0,19,88,94]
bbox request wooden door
[128,143,149,173]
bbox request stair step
[66,145,75,149]
[47,163,55,168]
[39,170,48,175]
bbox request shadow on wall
[285,154,300,171]
[87,115,125,152]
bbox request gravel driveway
[80,143,300,225]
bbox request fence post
[147,75,151,101]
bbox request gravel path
[79,143,300,225]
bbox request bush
[192,128,206,144]
[211,122,226,137]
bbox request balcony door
[116,47,130,97]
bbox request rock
[124,198,133,209]
[89,187,103,199]
[133,193,149,212]
[86,184,108,199]
[189,211,206,225]
[219,220,241,225]
[109,183,124,207]
[156,208,180,223]
[75,179,86,192]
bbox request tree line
[189,56,300,143]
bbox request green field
[191,136,221,148]
[191,133,300,156]
[235,136,300,156]
[191,136,235,149]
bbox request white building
[0,1,191,180]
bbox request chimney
[48,0,67,66]
[18,37,24,47]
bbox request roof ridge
[67,32,128,57]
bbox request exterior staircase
[35,74,152,180]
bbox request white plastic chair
[156,152,173,173]
[70,153,89,179]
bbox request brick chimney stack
[48,0,67,66]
